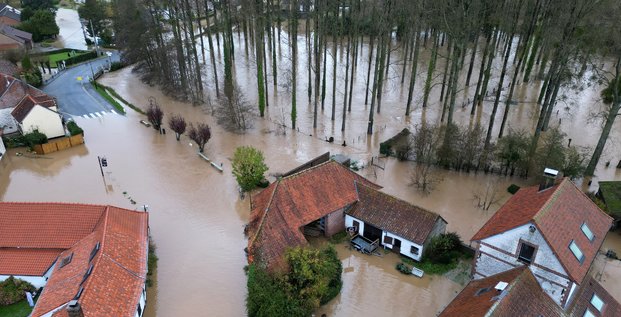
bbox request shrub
[0,276,35,306]
[146,238,158,287]
[66,121,84,136]
[232,146,268,192]
[507,184,521,195]
[22,69,42,87]
[396,262,411,274]
[23,129,47,148]
[110,61,126,72]
[423,232,462,264]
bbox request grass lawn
[91,82,126,114]
[599,181,621,217]
[48,51,90,67]
[0,300,33,317]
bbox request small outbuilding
[345,183,447,261]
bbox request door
[393,239,402,253]
[363,223,382,242]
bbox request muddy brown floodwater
[2,29,621,316]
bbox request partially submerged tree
[146,99,164,131]
[168,114,187,141]
[215,85,254,132]
[232,146,268,192]
[187,122,211,153]
[410,124,443,193]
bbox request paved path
[42,52,121,119]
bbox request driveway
[42,51,121,119]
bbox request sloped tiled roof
[472,179,613,283]
[0,24,30,43]
[0,73,55,110]
[0,202,148,317]
[246,160,381,270]
[11,94,57,123]
[0,5,21,22]
[440,266,564,317]
[347,183,444,244]
[0,248,63,276]
[567,274,621,317]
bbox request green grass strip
[0,300,33,317]
[97,83,145,115]
[91,82,126,114]
[48,51,90,67]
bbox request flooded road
[2,28,621,316]
[54,8,88,50]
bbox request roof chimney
[66,300,84,317]
[539,168,558,191]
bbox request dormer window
[89,242,100,261]
[569,240,585,263]
[59,252,73,268]
[590,294,604,312]
[518,241,536,264]
[581,223,594,242]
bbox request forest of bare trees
[112,0,621,178]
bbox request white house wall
[346,215,423,261]
[474,223,570,305]
[0,108,18,134]
[0,274,47,288]
[0,137,5,159]
[382,230,423,261]
[20,105,64,139]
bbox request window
[569,240,585,263]
[410,246,420,255]
[518,242,536,264]
[74,286,84,300]
[583,309,595,317]
[59,253,73,268]
[80,264,94,285]
[137,304,143,316]
[591,294,604,312]
[581,223,595,242]
[383,236,393,245]
[89,242,100,261]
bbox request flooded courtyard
[2,26,621,316]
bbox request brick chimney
[66,300,84,317]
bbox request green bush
[23,130,47,148]
[110,61,126,72]
[2,135,26,148]
[396,262,411,274]
[379,142,393,156]
[22,70,42,87]
[66,121,84,136]
[64,51,98,66]
[507,184,521,195]
[232,146,269,192]
[246,245,342,317]
[0,276,35,306]
[423,232,462,265]
[146,238,158,287]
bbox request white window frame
[569,240,585,263]
[583,309,595,317]
[591,294,604,312]
[581,223,595,242]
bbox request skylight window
[569,240,584,263]
[581,223,594,241]
[59,253,73,268]
[583,309,595,317]
[591,294,604,312]
[89,242,100,261]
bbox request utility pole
[90,19,99,55]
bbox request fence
[33,134,84,155]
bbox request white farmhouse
[345,183,447,261]
[470,177,613,308]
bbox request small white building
[11,95,64,139]
[471,177,613,308]
[345,183,447,261]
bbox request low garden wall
[33,134,84,155]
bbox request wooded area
[112,0,621,178]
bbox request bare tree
[146,98,164,131]
[214,85,254,132]
[168,114,187,141]
[409,124,443,193]
[473,179,502,211]
[188,122,212,153]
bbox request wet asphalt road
[42,51,121,119]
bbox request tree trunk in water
[290,0,298,129]
[203,0,220,98]
[465,33,479,87]
[484,31,514,149]
[471,31,493,115]
[341,32,351,131]
[422,33,439,108]
[364,35,375,105]
[254,0,265,116]
[405,29,420,116]
[439,40,452,102]
[446,43,462,125]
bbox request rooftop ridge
[0,201,148,214]
[248,180,281,253]
[356,181,440,218]
[80,206,111,296]
[279,160,333,181]
[533,178,568,223]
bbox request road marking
[94,112,102,118]
[82,114,89,119]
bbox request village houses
[0,202,149,317]
[440,172,621,316]
[246,155,446,270]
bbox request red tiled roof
[247,160,381,270]
[0,202,148,317]
[568,274,621,317]
[347,183,445,244]
[0,248,63,276]
[440,266,563,317]
[0,73,55,110]
[472,179,613,283]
